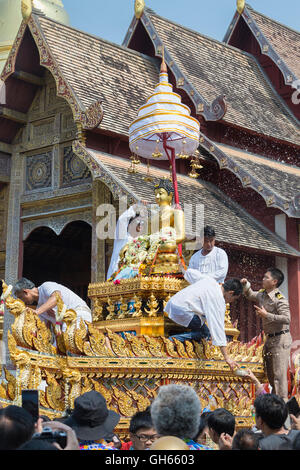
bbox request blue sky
[63,0,300,45]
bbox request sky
[62,0,300,46]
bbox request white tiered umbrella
[129,58,200,206]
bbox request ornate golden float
[0,276,265,437]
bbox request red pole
[162,134,180,208]
[162,134,182,257]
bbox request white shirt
[188,246,228,283]
[165,276,227,346]
[37,282,90,324]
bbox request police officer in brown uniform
[241,267,292,402]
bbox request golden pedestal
[88,276,192,339]
[88,276,240,341]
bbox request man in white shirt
[14,278,92,330]
[188,225,228,283]
[165,277,242,370]
[175,225,229,342]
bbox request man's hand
[220,346,238,371]
[226,358,239,371]
[254,305,268,319]
[244,368,261,386]
[290,414,300,430]
[41,420,79,450]
[218,433,233,450]
[240,278,248,285]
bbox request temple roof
[198,135,300,218]
[3,10,298,146]
[1,13,160,135]
[34,14,159,136]
[224,4,300,85]
[124,8,300,146]
[245,4,300,81]
[73,141,300,258]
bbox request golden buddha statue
[112,179,185,279]
[148,179,185,274]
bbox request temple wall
[2,71,94,367]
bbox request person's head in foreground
[0,405,35,450]
[150,436,189,450]
[13,278,38,305]
[231,429,260,450]
[254,393,287,433]
[150,384,201,440]
[64,390,120,443]
[129,407,159,450]
[207,408,235,445]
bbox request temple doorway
[22,220,92,305]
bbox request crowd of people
[0,385,300,451]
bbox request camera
[32,427,67,449]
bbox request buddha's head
[154,179,174,207]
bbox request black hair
[203,226,216,238]
[207,408,235,437]
[129,407,154,434]
[254,394,288,430]
[155,178,174,195]
[231,429,260,450]
[0,405,35,450]
[193,411,211,440]
[266,267,284,288]
[223,278,243,296]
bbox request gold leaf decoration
[124,333,148,357]
[112,386,137,417]
[143,335,165,357]
[134,0,145,19]
[237,0,245,15]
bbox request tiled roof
[216,143,300,201]
[246,4,300,80]
[31,14,160,136]
[198,136,300,218]
[5,12,298,146]
[135,8,300,146]
[73,141,300,258]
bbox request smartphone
[287,397,300,417]
[22,390,39,422]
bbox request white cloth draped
[106,205,139,280]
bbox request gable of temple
[223,3,300,120]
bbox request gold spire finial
[236,0,245,15]
[135,0,145,19]
[21,0,33,20]
[160,46,167,74]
